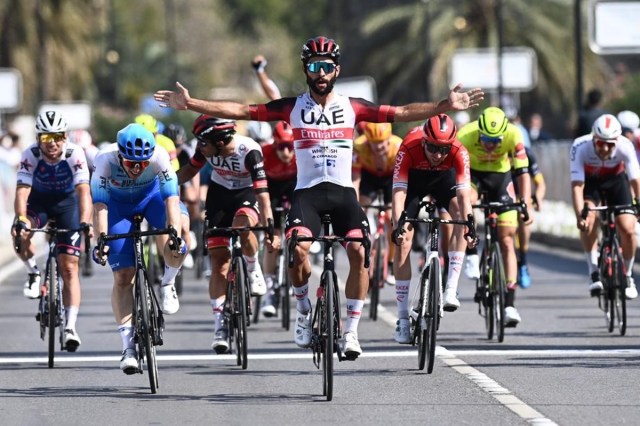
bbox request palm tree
[353,0,610,132]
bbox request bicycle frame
[361,192,389,321]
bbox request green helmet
[134,114,158,134]
[478,107,508,138]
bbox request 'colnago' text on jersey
[393,126,471,191]
[570,134,640,182]
[457,121,529,173]
[17,141,90,198]
[189,134,268,192]
[90,143,179,204]
[249,93,397,190]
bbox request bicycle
[396,201,475,373]
[97,215,180,394]
[287,215,370,401]
[206,220,274,370]
[361,192,390,321]
[14,223,90,368]
[473,196,528,343]
[581,203,638,336]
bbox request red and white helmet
[422,114,457,146]
[592,114,622,141]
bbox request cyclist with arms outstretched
[91,123,189,374]
[391,114,476,343]
[570,113,640,300]
[177,115,276,354]
[155,35,483,359]
[12,111,93,351]
[458,106,533,327]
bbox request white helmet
[36,110,68,133]
[617,110,640,131]
[246,121,272,143]
[592,114,622,141]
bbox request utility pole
[575,0,583,120]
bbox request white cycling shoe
[294,309,312,348]
[464,254,480,280]
[443,288,460,312]
[504,306,521,327]
[160,284,180,315]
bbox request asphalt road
[1,240,639,426]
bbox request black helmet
[164,123,187,146]
[300,36,340,64]
[192,115,236,144]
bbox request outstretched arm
[252,55,282,101]
[155,82,252,120]
[394,83,484,122]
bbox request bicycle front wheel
[491,244,506,343]
[232,257,249,369]
[137,271,159,393]
[46,256,58,368]
[369,236,383,321]
[280,263,291,331]
[421,257,439,373]
[613,241,627,336]
[477,252,494,340]
[322,272,335,401]
[416,265,429,370]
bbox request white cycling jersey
[570,134,640,182]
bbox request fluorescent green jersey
[457,121,529,173]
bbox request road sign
[38,101,92,130]
[0,68,23,111]
[588,0,640,54]
[450,48,537,91]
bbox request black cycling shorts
[404,169,457,218]
[359,170,393,204]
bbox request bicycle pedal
[122,366,139,376]
[343,353,359,361]
[590,289,602,298]
[505,322,518,328]
[35,313,41,322]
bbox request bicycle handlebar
[581,203,639,220]
[395,210,477,243]
[473,199,529,223]
[96,225,179,266]
[205,218,275,244]
[287,228,371,269]
[14,224,92,256]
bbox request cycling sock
[24,258,39,275]
[345,299,364,334]
[465,247,478,256]
[505,289,515,307]
[446,251,464,291]
[118,325,135,351]
[519,250,527,266]
[395,279,410,319]
[65,305,79,330]
[210,296,225,315]
[293,283,311,314]
[625,257,635,277]
[161,264,180,286]
[243,254,258,272]
[265,274,275,290]
[213,311,225,331]
[585,251,598,275]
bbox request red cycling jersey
[393,126,471,191]
[262,143,297,181]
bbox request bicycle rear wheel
[280,262,291,331]
[232,257,248,369]
[423,258,439,373]
[369,237,383,321]
[46,256,57,368]
[322,272,334,401]
[416,266,429,370]
[137,271,159,393]
[477,251,494,340]
[491,245,506,343]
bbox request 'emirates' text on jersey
[190,134,268,192]
[249,93,396,190]
[570,134,640,182]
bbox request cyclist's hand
[154,82,190,110]
[266,234,281,253]
[391,227,406,246]
[11,216,29,237]
[168,236,188,257]
[576,217,588,232]
[251,55,267,72]
[465,231,478,249]
[448,83,484,110]
[80,222,94,239]
[92,244,109,266]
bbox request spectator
[576,89,608,137]
[527,113,554,142]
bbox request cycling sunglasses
[594,138,616,148]
[277,142,294,151]
[121,158,151,171]
[480,134,504,145]
[424,142,451,155]
[39,133,66,144]
[306,61,336,74]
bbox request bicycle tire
[417,266,429,370]
[175,269,183,296]
[426,257,439,373]
[252,295,261,324]
[323,271,334,401]
[281,265,291,331]
[477,250,494,340]
[369,236,383,321]
[491,244,506,343]
[233,257,248,370]
[137,270,159,393]
[613,240,627,336]
[47,256,57,368]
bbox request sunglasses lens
[40,133,65,144]
[595,139,615,147]
[425,143,450,155]
[307,62,335,73]
[123,159,150,170]
[480,135,502,144]
[277,143,294,151]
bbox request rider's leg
[58,253,81,330]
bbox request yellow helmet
[134,114,158,134]
[478,107,508,138]
[363,122,392,143]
